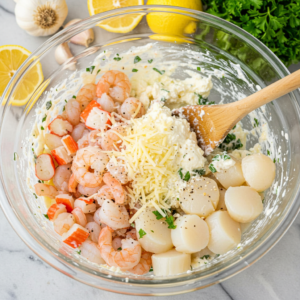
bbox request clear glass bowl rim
[0,5,300,295]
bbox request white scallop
[215,161,245,189]
[152,249,191,276]
[205,211,241,254]
[171,215,209,253]
[242,153,276,192]
[179,177,219,217]
[135,208,173,254]
[225,186,263,223]
[216,187,227,211]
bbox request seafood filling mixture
[33,69,276,277]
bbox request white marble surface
[1,1,300,299]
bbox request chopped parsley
[215,254,220,258]
[134,56,141,63]
[197,66,201,71]
[14,152,17,161]
[148,59,153,64]
[72,95,76,99]
[161,97,166,102]
[193,168,205,176]
[42,115,47,122]
[165,215,176,229]
[254,118,259,127]
[212,153,231,161]
[130,223,135,228]
[195,93,215,105]
[161,89,170,93]
[33,193,37,199]
[86,66,95,73]
[200,255,210,260]
[178,168,190,181]
[41,126,44,130]
[46,101,52,110]
[138,228,147,239]
[97,69,101,74]
[63,106,65,111]
[38,180,44,183]
[153,68,165,75]
[209,164,217,173]
[151,230,154,233]
[43,214,49,219]
[117,247,122,251]
[219,132,243,151]
[149,266,153,272]
[132,68,138,72]
[152,210,167,220]
[267,150,271,156]
[273,158,276,163]
[114,57,122,61]
[76,250,81,255]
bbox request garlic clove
[55,43,76,71]
[64,19,95,47]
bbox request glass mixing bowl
[1,6,300,296]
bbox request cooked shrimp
[127,252,152,275]
[96,70,131,103]
[103,173,127,204]
[107,159,130,184]
[53,164,72,193]
[94,185,114,206]
[77,83,97,111]
[34,183,59,198]
[71,123,86,142]
[77,184,102,197]
[88,130,102,147]
[72,146,109,188]
[98,226,141,270]
[126,228,137,240]
[54,212,75,235]
[77,131,90,149]
[93,207,101,225]
[98,93,116,112]
[72,207,87,227]
[68,174,78,193]
[98,199,130,230]
[120,98,145,120]
[100,124,127,151]
[86,213,95,223]
[86,221,101,243]
[80,240,105,264]
[112,237,122,250]
[64,99,81,125]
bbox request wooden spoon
[173,69,300,155]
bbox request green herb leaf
[209,164,217,173]
[33,193,37,199]
[72,95,76,99]
[97,69,101,74]
[267,150,271,156]
[42,115,47,122]
[134,56,141,63]
[254,118,259,127]
[152,210,166,220]
[197,66,201,71]
[200,255,210,260]
[132,68,138,72]
[117,247,122,251]
[41,126,44,130]
[14,152,17,161]
[149,266,153,272]
[86,67,90,72]
[114,57,122,61]
[76,250,81,255]
[161,89,170,93]
[153,68,165,75]
[43,214,49,219]
[165,215,176,229]
[193,168,205,176]
[183,171,190,181]
[148,59,153,64]
[46,101,52,110]
[151,230,154,233]
[161,97,166,102]
[138,228,147,238]
[130,223,135,228]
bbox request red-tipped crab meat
[47,203,67,221]
[62,224,89,248]
[35,154,55,181]
[61,135,78,155]
[48,117,73,137]
[51,146,72,165]
[74,198,97,214]
[55,194,74,212]
[80,100,102,123]
[85,107,111,130]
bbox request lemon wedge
[0,45,43,106]
[147,0,202,36]
[87,0,144,33]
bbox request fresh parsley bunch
[202,0,300,66]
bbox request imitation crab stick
[68,173,78,193]
[61,135,78,155]
[51,146,72,165]
[55,194,74,213]
[80,100,111,130]
[62,224,89,248]
[47,203,67,221]
[48,117,73,137]
[35,154,55,181]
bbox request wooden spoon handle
[231,68,300,117]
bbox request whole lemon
[147,0,202,36]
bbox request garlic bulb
[64,19,95,47]
[15,0,68,36]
